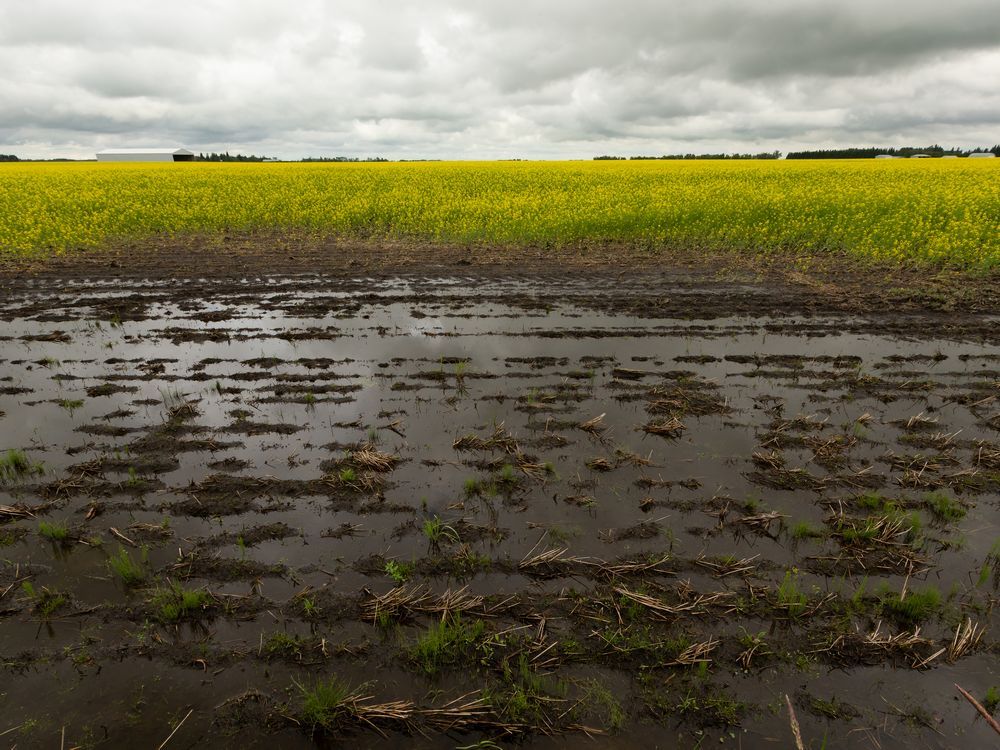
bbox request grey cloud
[0,0,998,159]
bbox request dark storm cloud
[0,0,997,158]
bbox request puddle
[1,275,998,747]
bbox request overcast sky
[2,0,998,159]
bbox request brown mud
[0,242,999,748]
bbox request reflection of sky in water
[1,276,999,747]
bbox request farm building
[968,152,996,158]
[96,148,195,163]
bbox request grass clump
[0,449,43,482]
[107,546,149,586]
[295,677,362,730]
[856,492,885,510]
[410,615,487,676]
[485,654,566,724]
[58,398,85,413]
[984,686,1000,714]
[790,521,824,540]
[881,586,941,627]
[422,516,459,546]
[384,559,414,584]
[777,570,808,617]
[21,581,67,618]
[496,464,517,485]
[264,631,304,660]
[577,679,626,731]
[977,561,992,587]
[0,529,25,547]
[38,520,70,543]
[802,693,859,720]
[674,687,747,727]
[924,491,966,523]
[149,581,211,622]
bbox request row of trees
[596,152,782,160]
[786,145,1000,159]
[301,156,389,162]
[0,154,19,162]
[196,151,274,162]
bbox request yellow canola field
[0,159,997,268]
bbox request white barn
[96,148,195,163]
[969,152,996,159]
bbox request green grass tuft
[295,676,360,730]
[149,581,211,622]
[58,398,85,413]
[410,615,487,676]
[38,520,70,542]
[0,449,43,482]
[882,586,941,627]
[264,631,304,660]
[778,570,808,617]
[924,491,966,523]
[107,546,148,586]
[21,581,67,618]
[984,687,1000,714]
[790,521,824,540]
[384,559,413,584]
[422,515,459,546]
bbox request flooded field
[1,272,999,748]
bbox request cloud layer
[2,0,998,158]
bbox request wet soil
[1,246,999,748]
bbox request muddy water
[1,275,999,748]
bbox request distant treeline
[596,152,781,160]
[787,145,1000,159]
[196,152,274,162]
[301,156,389,162]
[0,155,83,162]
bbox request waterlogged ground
[1,270,999,748]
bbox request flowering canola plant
[0,159,997,269]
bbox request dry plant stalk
[349,446,398,472]
[955,684,1000,736]
[947,618,983,663]
[737,511,787,533]
[737,633,768,669]
[695,554,759,578]
[614,586,734,618]
[0,504,37,519]
[640,417,685,438]
[168,401,199,420]
[578,413,608,436]
[785,694,805,750]
[751,451,784,470]
[905,411,938,430]
[667,638,718,666]
[613,447,653,467]
[974,442,1000,470]
[362,585,500,622]
[70,458,105,478]
[586,457,614,472]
